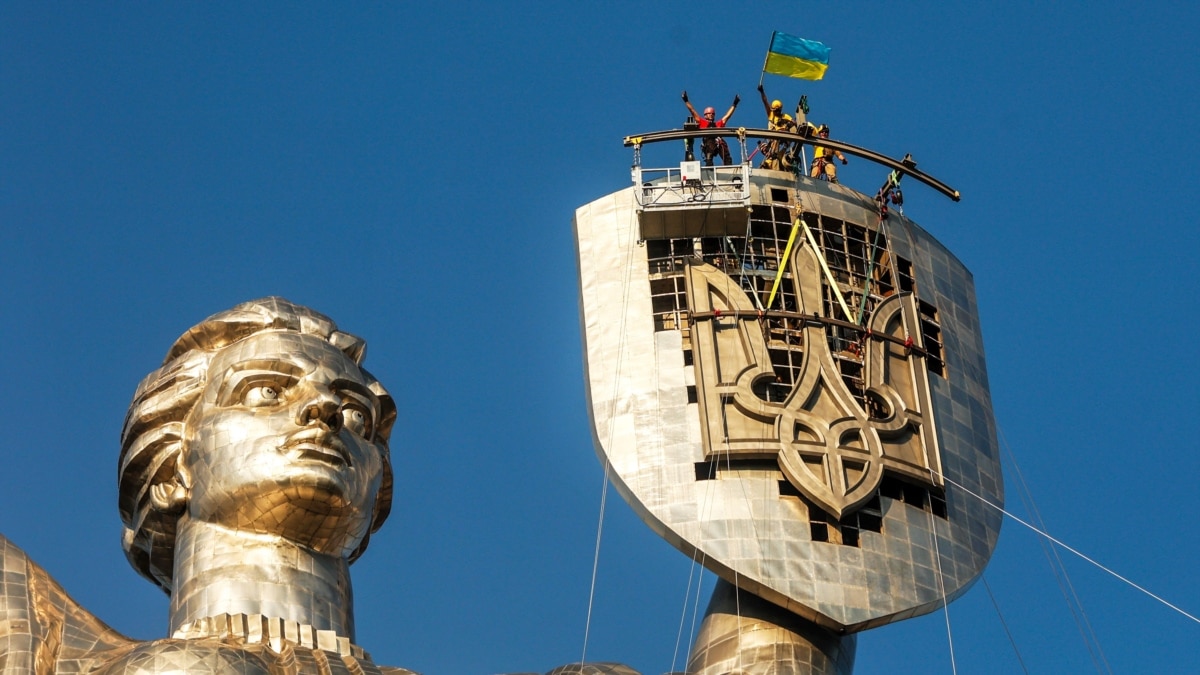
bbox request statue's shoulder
[0,533,134,674]
[0,536,423,675]
[0,533,42,670]
[90,637,420,675]
[89,639,274,675]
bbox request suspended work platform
[577,126,1004,631]
[634,162,751,239]
[627,125,959,242]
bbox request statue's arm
[0,534,132,674]
[0,533,54,673]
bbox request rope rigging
[1000,427,1113,674]
[927,504,958,675]
[936,466,1200,627]
[579,199,641,667]
[981,574,1031,674]
[582,124,1199,675]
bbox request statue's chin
[191,487,374,559]
[272,498,372,557]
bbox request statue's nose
[297,390,342,432]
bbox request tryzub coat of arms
[685,215,943,520]
[577,170,1001,630]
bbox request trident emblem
[685,218,942,519]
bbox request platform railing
[632,162,751,209]
[625,127,960,202]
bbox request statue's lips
[279,429,351,467]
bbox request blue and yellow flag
[763,32,830,81]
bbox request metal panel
[575,173,1002,633]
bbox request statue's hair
[117,297,396,592]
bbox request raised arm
[0,534,133,673]
[720,94,740,125]
[682,90,701,121]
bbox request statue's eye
[243,385,282,407]
[341,405,373,438]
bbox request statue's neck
[169,515,355,639]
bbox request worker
[810,125,848,183]
[779,114,813,173]
[760,114,797,171]
[682,91,739,166]
[757,84,787,130]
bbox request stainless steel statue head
[118,297,396,593]
[0,298,415,670]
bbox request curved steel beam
[624,127,960,202]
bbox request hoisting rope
[981,574,1031,674]
[1001,427,1112,673]
[580,453,611,668]
[934,469,1200,627]
[854,214,887,326]
[670,549,707,672]
[672,207,762,672]
[671,193,749,673]
[928,470,959,675]
[799,215,855,322]
[854,168,904,326]
[728,236,765,312]
[580,200,640,667]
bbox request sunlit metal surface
[687,580,856,675]
[0,298,419,674]
[575,169,1002,671]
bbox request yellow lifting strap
[801,216,856,322]
[765,216,856,323]
[766,218,802,310]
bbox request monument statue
[0,137,1003,675]
[573,130,1002,673]
[0,297,415,674]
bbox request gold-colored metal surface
[687,580,855,675]
[686,246,941,519]
[0,298,418,674]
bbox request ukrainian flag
[764,32,830,81]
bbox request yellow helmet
[771,99,783,110]
[782,113,793,121]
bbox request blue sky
[2,3,1198,673]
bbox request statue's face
[183,331,386,556]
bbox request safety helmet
[771,99,783,110]
[782,114,793,121]
[818,124,829,134]
[704,106,715,115]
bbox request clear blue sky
[2,3,1198,673]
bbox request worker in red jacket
[683,90,739,166]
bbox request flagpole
[758,31,776,88]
